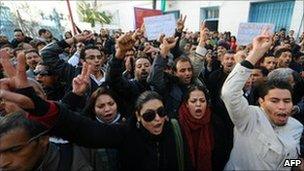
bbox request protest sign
[134,7,162,29]
[237,22,275,45]
[144,14,176,40]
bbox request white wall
[167,1,224,32]
[290,0,304,39]
[167,0,303,37]
[218,1,251,36]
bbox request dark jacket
[40,40,106,96]
[106,57,151,115]
[148,55,205,118]
[10,36,33,48]
[206,69,234,171]
[61,91,122,171]
[100,36,116,55]
[32,102,193,171]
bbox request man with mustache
[25,49,42,79]
[207,49,236,171]
[221,30,303,170]
[275,48,292,68]
[106,33,152,115]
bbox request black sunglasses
[34,70,53,76]
[141,107,166,122]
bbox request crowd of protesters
[0,14,304,171]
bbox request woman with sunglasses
[0,50,193,171]
[8,87,193,170]
[178,85,213,171]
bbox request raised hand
[115,33,136,59]
[246,28,273,65]
[198,21,209,47]
[252,28,272,54]
[176,14,187,32]
[0,50,30,90]
[132,24,145,40]
[65,33,94,45]
[159,36,179,57]
[76,42,85,52]
[0,50,34,109]
[74,32,94,42]
[157,34,166,44]
[72,62,91,96]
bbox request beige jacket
[221,63,303,170]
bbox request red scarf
[178,103,213,171]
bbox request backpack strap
[171,118,184,171]
[58,143,73,171]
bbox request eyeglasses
[0,130,49,154]
[141,107,166,122]
[85,55,103,60]
[34,70,53,76]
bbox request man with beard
[106,33,152,115]
[221,30,302,170]
[34,62,65,101]
[10,29,33,48]
[207,49,236,171]
[148,36,206,119]
[40,33,107,96]
[275,48,292,68]
[25,49,42,79]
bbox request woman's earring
[136,121,140,129]
[165,116,169,122]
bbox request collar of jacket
[138,120,170,142]
[35,143,59,171]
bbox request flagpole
[66,0,76,35]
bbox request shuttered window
[249,0,295,31]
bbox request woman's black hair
[83,87,120,120]
[135,91,163,113]
[183,85,210,105]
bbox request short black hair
[183,85,210,105]
[274,48,292,58]
[257,79,293,99]
[25,48,39,56]
[254,66,269,77]
[38,28,47,36]
[173,57,193,72]
[14,28,23,33]
[80,45,105,59]
[0,112,47,138]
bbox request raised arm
[40,33,93,82]
[105,32,137,96]
[191,21,209,79]
[148,36,178,93]
[0,52,125,149]
[221,29,273,132]
[170,14,186,58]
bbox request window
[200,6,219,31]
[249,0,295,31]
[201,7,219,20]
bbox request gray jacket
[221,63,303,170]
[37,143,93,171]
